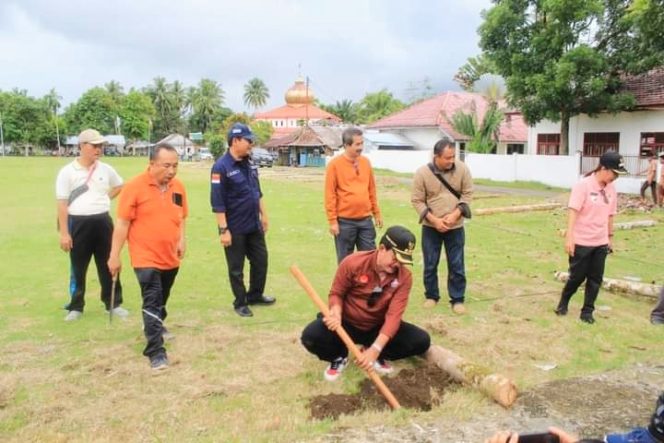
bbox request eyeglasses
[243,137,255,145]
[367,286,382,307]
[599,189,609,204]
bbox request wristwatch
[218,226,229,235]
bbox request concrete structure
[528,66,664,189]
[368,91,528,154]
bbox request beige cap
[78,129,107,145]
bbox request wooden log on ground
[554,271,661,299]
[475,202,561,216]
[424,344,517,408]
[613,220,657,230]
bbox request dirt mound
[309,365,456,420]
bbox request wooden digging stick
[290,265,401,410]
[109,275,118,324]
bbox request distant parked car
[199,148,213,160]
[251,147,274,167]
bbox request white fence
[363,150,643,194]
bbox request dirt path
[315,365,664,442]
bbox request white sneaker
[107,306,129,319]
[64,310,82,321]
[324,357,348,382]
[373,359,394,375]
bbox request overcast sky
[0,0,491,112]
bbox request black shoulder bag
[427,163,471,219]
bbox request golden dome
[285,76,314,106]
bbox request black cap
[380,226,416,265]
[599,151,628,175]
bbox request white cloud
[0,0,492,110]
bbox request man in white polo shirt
[55,128,127,321]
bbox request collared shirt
[210,152,263,234]
[55,159,123,215]
[328,250,412,339]
[116,171,188,269]
[411,160,473,230]
[568,173,617,247]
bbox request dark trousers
[651,287,664,324]
[641,180,658,204]
[301,316,431,363]
[334,217,376,264]
[66,212,122,312]
[557,245,608,317]
[422,225,466,304]
[134,267,179,358]
[223,230,268,308]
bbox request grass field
[0,157,662,442]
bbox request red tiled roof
[621,67,664,108]
[255,104,341,121]
[368,91,528,143]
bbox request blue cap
[606,428,659,443]
[228,123,256,143]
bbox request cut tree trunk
[613,220,657,230]
[554,271,661,299]
[558,219,657,237]
[475,203,561,216]
[424,344,517,408]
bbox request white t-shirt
[55,160,123,216]
[657,158,663,184]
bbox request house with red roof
[528,66,664,174]
[254,77,341,140]
[368,91,528,155]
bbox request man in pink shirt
[554,151,628,324]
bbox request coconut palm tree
[44,88,62,154]
[243,78,270,110]
[190,79,224,133]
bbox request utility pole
[54,109,62,156]
[0,112,4,157]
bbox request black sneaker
[554,307,568,316]
[150,354,169,370]
[247,295,276,306]
[580,315,595,324]
[234,305,253,317]
[324,357,348,382]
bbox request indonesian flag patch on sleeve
[211,173,221,184]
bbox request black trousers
[223,230,268,308]
[135,267,179,358]
[557,245,608,316]
[301,316,431,363]
[66,212,122,312]
[641,180,658,204]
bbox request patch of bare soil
[315,365,664,442]
[309,365,456,420]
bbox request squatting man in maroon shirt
[300,225,431,381]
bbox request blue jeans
[334,217,376,264]
[422,225,466,304]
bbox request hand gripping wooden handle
[290,265,401,410]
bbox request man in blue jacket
[210,123,275,317]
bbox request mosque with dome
[254,76,341,140]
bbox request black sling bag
[427,163,471,219]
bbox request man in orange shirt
[108,143,187,370]
[325,128,383,264]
